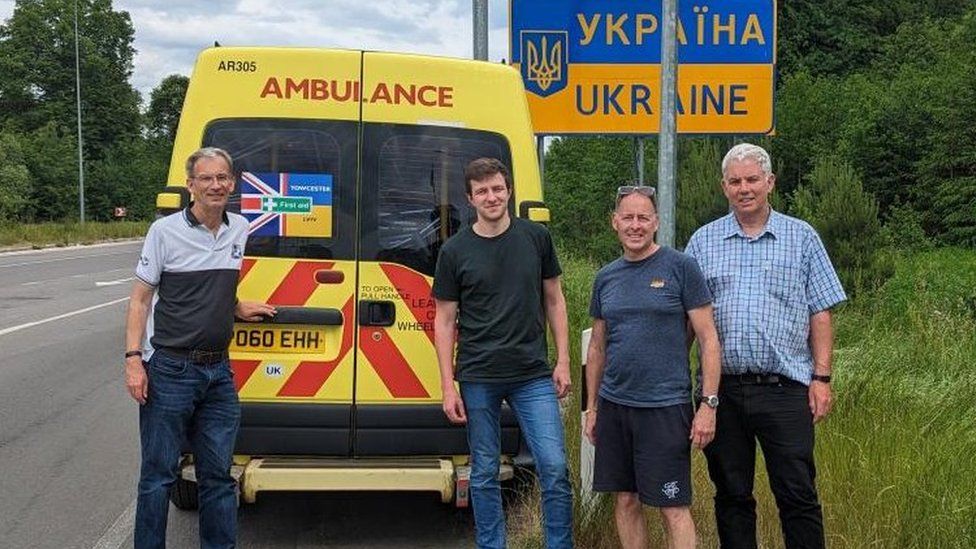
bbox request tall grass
[509,248,976,548]
[0,221,149,248]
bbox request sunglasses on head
[615,186,657,207]
[616,185,656,198]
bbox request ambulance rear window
[203,119,357,260]
[360,124,513,276]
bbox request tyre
[169,477,199,511]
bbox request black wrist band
[125,350,143,359]
[811,374,831,383]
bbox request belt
[722,373,801,386]
[157,347,229,365]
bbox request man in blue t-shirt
[584,186,722,549]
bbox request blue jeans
[135,351,241,549]
[461,376,573,549]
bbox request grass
[0,220,149,248]
[508,247,976,548]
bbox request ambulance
[156,46,551,508]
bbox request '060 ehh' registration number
[230,327,326,354]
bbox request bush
[879,203,932,251]
[0,131,31,221]
[791,157,892,294]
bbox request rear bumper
[231,402,522,456]
[178,456,514,505]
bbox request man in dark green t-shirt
[432,157,573,549]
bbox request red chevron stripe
[379,263,435,345]
[239,258,256,282]
[359,327,430,398]
[231,360,261,392]
[266,261,334,306]
[277,297,354,397]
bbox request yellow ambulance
[158,46,551,508]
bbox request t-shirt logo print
[649,278,666,288]
[662,481,680,499]
[231,244,243,259]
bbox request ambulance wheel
[169,477,199,511]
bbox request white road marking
[96,277,134,287]
[18,268,132,287]
[91,497,136,549]
[0,248,138,269]
[0,297,129,337]
[0,239,142,258]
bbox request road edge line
[0,297,130,337]
[91,497,137,549]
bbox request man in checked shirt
[685,143,847,549]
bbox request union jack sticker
[239,172,334,238]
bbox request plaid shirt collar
[721,208,785,241]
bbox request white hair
[722,143,772,176]
[186,147,234,178]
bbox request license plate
[230,327,327,353]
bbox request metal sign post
[658,0,678,247]
[473,0,488,61]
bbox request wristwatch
[811,374,832,383]
[702,395,719,409]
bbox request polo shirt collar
[723,208,783,240]
[183,203,230,227]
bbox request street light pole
[74,0,85,223]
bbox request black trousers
[703,376,825,549]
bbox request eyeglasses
[194,173,232,184]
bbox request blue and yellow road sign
[510,0,777,134]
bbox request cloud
[0,0,513,103]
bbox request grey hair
[721,143,772,177]
[185,147,234,178]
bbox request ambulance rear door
[353,52,522,456]
[195,48,363,456]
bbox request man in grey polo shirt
[124,147,275,549]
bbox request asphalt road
[0,242,474,548]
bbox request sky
[0,0,512,103]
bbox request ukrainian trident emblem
[520,31,568,97]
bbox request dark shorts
[592,397,693,507]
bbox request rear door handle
[256,306,343,325]
[358,300,396,327]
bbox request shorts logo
[231,244,243,259]
[662,481,680,499]
[521,31,568,97]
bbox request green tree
[21,122,80,221]
[146,74,189,142]
[676,139,727,248]
[86,137,169,221]
[0,131,32,221]
[544,137,640,262]
[0,0,140,160]
[791,157,889,294]
[777,0,976,80]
